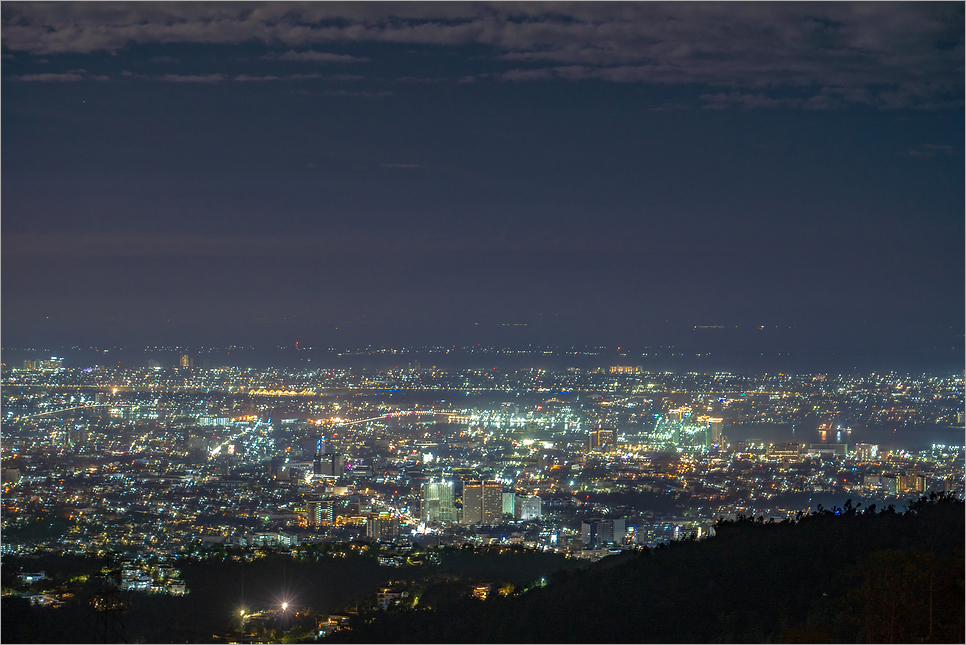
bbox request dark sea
[4,346,963,376]
[725,422,965,452]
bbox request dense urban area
[2,353,963,642]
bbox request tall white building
[502,492,516,516]
[514,495,542,521]
[306,499,334,526]
[855,443,879,460]
[421,481,457,523]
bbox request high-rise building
[367,512,400,542]
[589,428,616,452]
[314,454,343,477]
[855,443,879,461]
[609,365,642,374]
[880,475,900,495]
[421,481,457,523]
[68,428,89,446]
[667,407,691,423]
[898,473,925,493]
[462,480,503,525]
[768,442,802,461]
[514,495,542,521]
[582,520,600,548]
[24,356,64,370]
[179,354,193,368]
[708,418,724,444]
[502,492,516,517]
[806,443,848,457]
[581,518,626,548]
[302,436,325,458]
[306,499,334,526]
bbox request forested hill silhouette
[328,493,964,644]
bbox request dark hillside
[328,494,964,643]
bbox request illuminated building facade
[581,518,626,548]
[314,454,343,477]
[306,499,334,527]
[502,492,515,516]
[514,495,542,521]
[23,357,65,370]
[420,481,457,523]
[589,428,616,452]
[367,512,400,541]
[462,480,503,525]
[898,473,926,493]
[768,442,802,461]
[707,418,724,444]
[609,365,642,374]
[855,443,879,461]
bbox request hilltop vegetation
[0,541,587,643]
[327,494,964,643]
[2,494,961,643]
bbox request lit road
[324,410,461,428]
[9,402,138,422]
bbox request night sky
[2,3,963,371]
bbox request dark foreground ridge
[328,493,964,644]
[1,494,962,643]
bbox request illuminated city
[2,350,963,639]
[2,2,963,643]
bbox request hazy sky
[2,2,963,369]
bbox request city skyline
[2,2,964,374]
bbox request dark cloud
[2,2,961,107]
[803,94,843,110]
[157,73,226,83]
[9,68,108,82]
[323,89,392,97]
[10,72,86,81]
[700,92,804,110]
[233,73,324,81]
[233,74,282,82]
[265,49,370,63]
[395,76,448,84]
[1,4,962,361]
